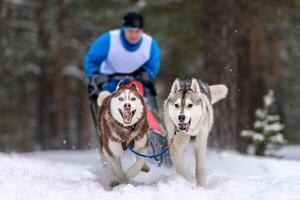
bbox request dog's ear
[97,91,111,107]
[131,83,138,90]
[116,80,124,90]
[130,83,141,94]
[190,78,201,93]
[130,81,144,96]
[170,78,181,94]
[209,84,228,104]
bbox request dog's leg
[194,135,208,186]
[106,161,120,188]
[110,156,127,184]
[126,147,147,179]
[103,148,127,187]
[170,137,193,182]
[102,149,119,187]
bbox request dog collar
[118,122,136,130]
[174,127,197,141]
[122,139,135,151]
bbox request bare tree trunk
[56,0,70,148]
[237,36,252,152]
[269,35,283,92]
[82,92,94,148]
[249,26,266,109]
[0,0,4,64]
[236,24,280,153]
[34,0,53,149]
[204,0,239,149]
[0,0,7,151]
[255,142,266,156]
[75,82,86,149]
[267,35,283,125]
[236,25,264,152]
[17,82,31,151]
[74,26,87,149]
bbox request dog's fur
[164,78,228,186]
[97,85,150,187]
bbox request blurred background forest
[1,0,300,152]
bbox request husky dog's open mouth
[119,109,136,124]
[178,118,191,132]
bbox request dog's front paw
[141,163,150,173]
[109,180,120,188]
[196,175,205,187]
[119,175,128,184]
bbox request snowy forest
[2,0,300,199]
[1,0,300,153]
[0,0,300,151]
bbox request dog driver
[84,12,161,100]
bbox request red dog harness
[124,81,165,135]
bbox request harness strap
[174,128,197,141]
[122,140,135,151]
[127,130,176,158]
[190,135,197,141]
[127,143,170,158]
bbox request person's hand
[135,71,157,97]
[91,74,108,86]
[135,71,151,84]
[88,74,108,99]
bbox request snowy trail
[1,149,300,200]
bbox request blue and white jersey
[84,29,160,80]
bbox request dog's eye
[188,104,193,108]
[118,97,124,101]
[174,104,179,108]
[131,97,136,101]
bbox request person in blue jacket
[84,12,161,101]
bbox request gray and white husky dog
[97,84,150,188]
[164,78,228,186]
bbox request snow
[265,123,284,132]
[264,90,275,107]
[252,132,264,141]
[1,146,300,200]
[267,115,280,122]
[255,108,267,119]
[270,133,285,143]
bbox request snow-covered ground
[1,146,300,200]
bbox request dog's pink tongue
[123,110,132,120]
[179,123,190,132]
[186,123,190,131]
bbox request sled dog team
[97,77,228,188]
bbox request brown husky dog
[97,83,150,188]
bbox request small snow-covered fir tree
[241,90,286,156]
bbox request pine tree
[241,90,286,156]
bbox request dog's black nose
[124,103,131,109]
[178,115,186,122]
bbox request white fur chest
[108,140,124,157]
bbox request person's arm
[84,32,110,80]
[142,38,160,79]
